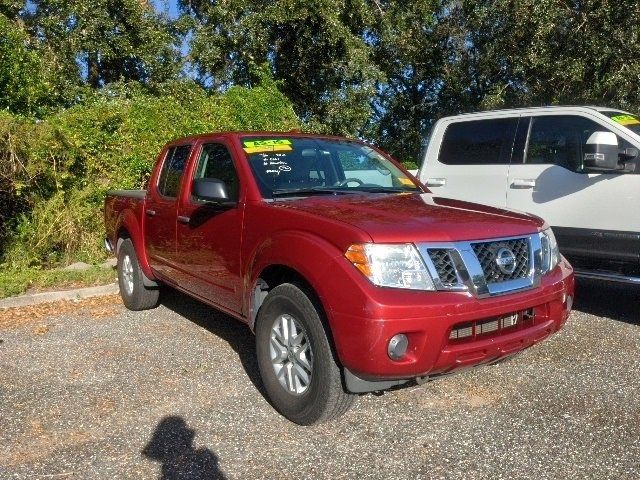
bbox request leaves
[0,77,299,267]
[25,0,182,89]
[181,0,383,135]
[4,0,640,268]
[0,14,54,116]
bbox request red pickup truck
[104,132,575,425]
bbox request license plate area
[448,309,535,342]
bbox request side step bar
[575,269,640,284]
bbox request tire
[255,283,354,425]
[117,238,160,311]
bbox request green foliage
[366,0,640,161]
[25,0,182,89]
[1,77,299,268]
[181,0,383,135]
[367,0,444,163]
[486,0,640,110]
[0,14,54,116]
[0,265,116,299]
[402,160,419,171]
[5,0,640,284]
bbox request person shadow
[142,416,227,480]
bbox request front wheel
[117,238,160,311]
[255,283,354,425]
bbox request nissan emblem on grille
[495,247,517,275]
[471,238,530,283]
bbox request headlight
[539,228,560,273]
[344,243,435,290]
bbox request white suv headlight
[539,228,560,273]
[345,243,435,290]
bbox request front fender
[244,230,348,328]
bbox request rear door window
[439,118,518,165]
[158,145,192,198]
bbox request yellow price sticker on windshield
[243,139,293,154]
[611,114,640,126]
[398,177,415,186]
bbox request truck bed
[106,189,146,199]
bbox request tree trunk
[87,52,100,88]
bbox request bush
[402,160,419,171]
[0,78,300,269]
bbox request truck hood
[272,193,545,243]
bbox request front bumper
[329,258,574,390]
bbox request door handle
[145,209,156,216]
[510,179,536,189]
[425,177,447,187]
[177,215,191,224]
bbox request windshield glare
[241,136,420,198]
[602,110,640,136]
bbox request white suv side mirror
[584,131,620,171]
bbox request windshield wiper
[271,187,355,198]
[344,187,421,194]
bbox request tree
[24,0,182,89]
[0,0,22,19]
[0,14,52,116]
[180,0,383,135]
[366,0,445,161]
[494,0,640,109]
[366,0,640,161]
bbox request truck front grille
[418,234,541,298]
[449,310,534,341]
[427,249,458,285]
[472,238,530,283]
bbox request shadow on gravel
[160,288,266,396]
[143,416,226,480]
[573,278,640,325]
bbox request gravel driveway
[1,279,638,479]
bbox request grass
[0,266,117,299]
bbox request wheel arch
[250,264,327,331]
[245,231,346,333]
[114,209,154,279]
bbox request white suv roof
[441,105,633,120]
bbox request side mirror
[192,178,231,202]
[583,131,620,171]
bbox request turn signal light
[344,244,373,277]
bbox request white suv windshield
[602,110,640,136]
[241,136,421,198]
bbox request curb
[0,283,120,309]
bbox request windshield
[602,110,640,136]
[241,136,421,198]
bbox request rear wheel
[117,238,160,311]
[255,283,354,425]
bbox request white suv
[418,106,640,283]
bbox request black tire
[255,283,354,425]
[117,238,160,311]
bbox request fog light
[388,334,409,361]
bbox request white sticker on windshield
[262,153,291,175]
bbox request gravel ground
[0,279,638,479]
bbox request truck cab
[418,106,640,283]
